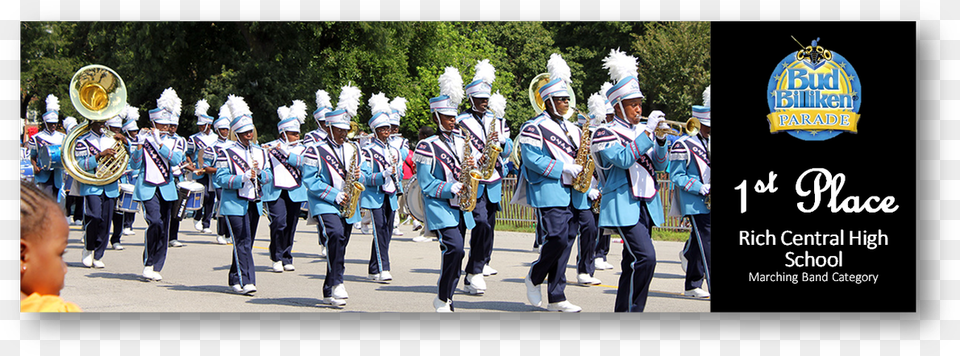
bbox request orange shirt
[20,293,82,312]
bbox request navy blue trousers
[111,210,135,244]
[192,175,215,229]
[168,195,181,242]
[215,189,231,238]
[83,193,115,260]
[573,207,598,276]
[436,213,468,304]
[613,203,657,312]
[595,215,611,261]
[368,200,395,274]
[684,213,711,291]
[531,205,577,304]
[467,191,498,274]
[141,193,173,271]
[267,190,301,264]
[226,201,260,286]
[319,213,352,298]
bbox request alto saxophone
[572,111,596,193]
[340,142,365,218]
[478,117,503,180]
[457,129,483,212]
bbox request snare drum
[20,158,34,181]
[177,181,205,211]
[38,145,62,170]
[116,184,139,213]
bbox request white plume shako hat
[149,88,182,125]
[368,92,392,130]
[587,92,607,125]
[602,49,643,106]
[214,103,231,130]
[226,94,254,134]
[62,116,78,133]
[599,82,615,114]
[195,99,213,126]
[313,89,333,124]
[693,85,711,127]
[430,67,464,118]
[326,84,361,131]
[43,94,60,123]
[277,100,307,134]
[122,106,140,132]
[389,97,407,127]
[489,90,507,119]
[466,59,495,99]
[538,53,572,101]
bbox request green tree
[632,22,711,122]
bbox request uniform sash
[267,140,303,189]
[316,142,352,191]
[538,118,577,186]
[141,136,170,185]
[458,112,504,183]
[426,134,465,208]
[607,121,658,199]
[364,142,399,194]
[224,144,264,201]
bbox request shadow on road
[452,300,540,312]
[375,285,434,294]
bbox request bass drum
[403,176,426,223]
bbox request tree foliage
[21,21,710,144]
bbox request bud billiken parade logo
[767,37,862,141]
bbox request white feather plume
[45,94,59,112]
[588,92,606,121]
[473,59,496,84]
[337,85,362,118]
[195,99,210,118]
[315,89,332,110]
[438,66,464,106]
[368,92,391,116]
[276,105,291,121]
[547,53,572,83]
[702,85,711,107]
[226,94,251,119]
[390,97,408,117]
[600,82,614,98]
[489,90,507,118]
[157,87,182,115]
[62,116,77,132]
[126,106,140,121]
[218,103,231,119]
[602,49,639,83]
[289,100,308,124]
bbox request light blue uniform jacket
[591,116,668,228]
[214,142,273,216]
[669,135,710,215]
[515,114,574,209]
[414,134,477,231]
[130,134,185,202]
[359,140,400,211]
[260,139,308,203]
[455,110,514,205]
[75,131,119,198]
[296,141,363,224]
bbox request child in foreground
[20,181,82,312]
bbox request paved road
[61,214,710,313]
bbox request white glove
[382,166,395,177]
[242,170,254,183]
[699,184,710,196]
[450,182,464,195]
[588,188,600,201]
[646,111,665,135]
[335,192,347,204]
[498,133,507,145]
[562,163,583,177]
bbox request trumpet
[650,117,702,137]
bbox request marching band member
[669,85,712,298]
[216,95,272,294]
[593,83,617,272]
[263,100,309,273]
[75,115,127,268]
[204,105,235,245]
[130,88,185,281]
[110,108,141,250]
[387,97,409,236]
[29,95,67,201]
[457,59,514,288]
[298,85,363,306]
[570,94,608,286]
[512,54,582,312]
[590,49,669,312]
[360,92,402,283]
[303,89,333,145]
[416,67,476,311]
[186,99,218,234]
[166,116,189,248]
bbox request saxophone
[339,141,365,218]
[457,128,483,212]
[572,111,596,193]
[477,117,503,179]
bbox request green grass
[495,224,690,242]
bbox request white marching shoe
[332,284,349,299]
[360,224,370,235]
[272,261,284,273]
[321,297,346,306]
[112,243,124,251]
[92,259,105,269]
[412,235,431,242]
[81,249,94,267]
[194,221,203,232]
[433,297,453,312]
[319,245,327,258]
[482,264,498,276]
[594,257,613,270]
[547,301,582,312]
[369,272,392,283]
[242,284,257,294]
[283,264,295,271]
[142,266,162,281]
[216,236,228,245]
[393,229,403,236]
[577,273,602,285]
[524,273,542,307]
[231,284,243,293]
[122,228,135,236]
[168,240,184,248]
[465,274,486,295]
[202,228,213,234]
[684,288,711,298]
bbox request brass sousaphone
[527,73,577,120]
[62,65,129,185]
